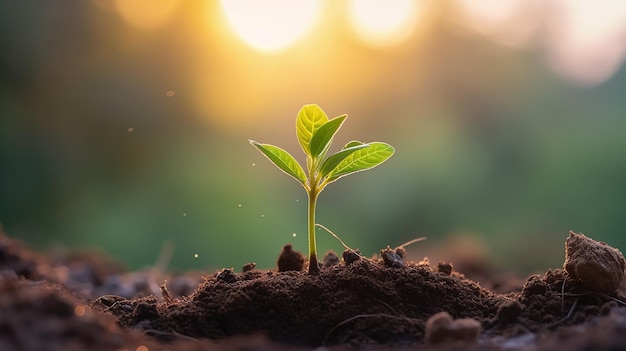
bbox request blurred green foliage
[1,1,625,273]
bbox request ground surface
[1,232,625,351]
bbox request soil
[1,231,625,351]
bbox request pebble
[563,231,625,294]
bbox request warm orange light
[219,0,322,52]
[74,305,86,317]
[347,0,424,47]
[114,0,178,30]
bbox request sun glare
[347,0,425,47]
[219,0,322,52]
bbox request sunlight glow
[452,0,542,48]
[545,0,626,86]
[220,0,321,52]
[453,0,626,85]
[114,0,178,30]
[348,0,424,47]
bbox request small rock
[437,261,453,275]
[342,249,361,265]
[425,311,482,346]
[564,231,625,293]
[277,244,304,272]
[322,251,340,268]
[394,246,406,259]
[381,246,404,268]
[242,262,256,272]
[216,268,237,283]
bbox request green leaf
[296,104,328,157]
[249,140,307,186]
[309,115,347,159]
[343,140,365,149]
[326,142,395,183]
[319,143,370,177]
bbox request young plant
[249,104,394,274]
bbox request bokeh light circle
[220,0,322,52]
[348,0,423,47]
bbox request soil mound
[1,231,625,350]
[95,258,502,346]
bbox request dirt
[1,231,625,351]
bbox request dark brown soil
[1,232,625,350]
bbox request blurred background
[1,0,626,274]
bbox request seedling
[249,104,395,274]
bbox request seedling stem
[250,104,394,274]
[308,188,320,274]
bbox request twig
[606,295,626,306]
[560,278,567,314]
[547,297,579,329]
[375,299,405,317]
[396,236,427,249]
[144,329,199,342]
[160,280,173,303]
[322,313,413,345]
[315,223,356,252]
[148,241,174,298]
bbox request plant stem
[307,188,320,275]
